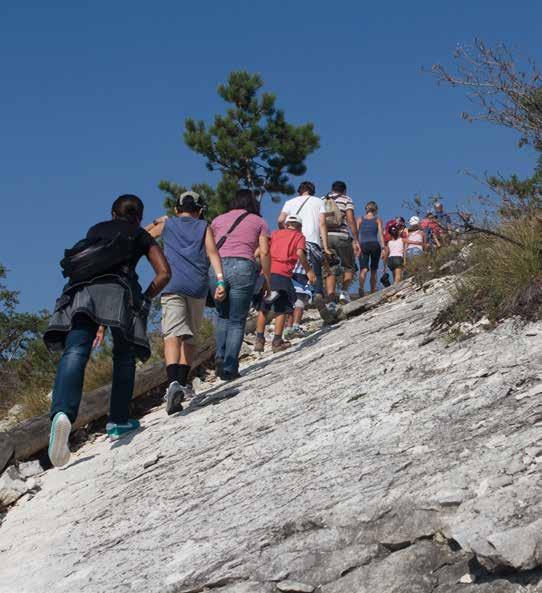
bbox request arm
[144,216,168,239]
[346,209,360,257]
[319,213,331,254]
[277,211,287,229]
[143,244,171,300]
[377,218,385,249]
[259,233,271,287]
[205,227,226,302]
[297,248,316,285]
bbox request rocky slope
[0,279,541,593]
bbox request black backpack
[60,233,136,283]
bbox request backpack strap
[295,196,311,216]
[216,211,251,250]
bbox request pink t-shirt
[211,210,270,261]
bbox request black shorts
[257,273,295,315]
[387,256,404,271]
[359,242,381,271]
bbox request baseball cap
[176,191,204,210]
[285,214,302,226]
[409,216,420,226]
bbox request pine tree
[160,71,320,216]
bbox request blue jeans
[50,314,136,424]
[210,258,257,375]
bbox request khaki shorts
[161,293,206,343]
[325,234,356,277]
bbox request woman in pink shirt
[385,225,406,283]
[405,216,427,259]
[210,190,270,380]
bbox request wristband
[217,280,226,287]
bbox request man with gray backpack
[320,180,361,305]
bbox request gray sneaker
[183,384,196,400]
[164,381,185,415]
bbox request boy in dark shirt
[254,215,316,353]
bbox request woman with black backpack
[44,195,171,467]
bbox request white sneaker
[48,412,72,467]
[339,291,351,304]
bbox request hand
[307,270,317,285]
[214,284,226,302]
[154,215,168,225]
[353,242,361,258]
[93,325,106,349]
[323,248,333,257]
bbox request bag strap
[216,211,251,250]
[295,196,310,216]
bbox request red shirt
[270,228,306,278]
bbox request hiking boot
[164,381,185,415]
[339,291,351,304]
[106,419,141,441]
[48,412,72,468]
[254,336,266,353]
[272,338,291,353]
[316,298,338,324]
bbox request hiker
[278,180,326,299]
[405,216,427,258]
[433,201,452,239]
[357,201,385,296]
[278,180,326,336]
[320,180,360,305]
[254,214,316,352]
[145,192,226,415]
[44,195,171,467]
[420,211,442,251]
[209,189,270,381]
[384,224,406,283]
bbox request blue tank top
[359,216,379,244]
[162,217,209,299]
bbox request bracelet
[217,280,226,287]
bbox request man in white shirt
[277,181,327,336]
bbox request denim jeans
[210,257,257,375]
[50,314,136,424]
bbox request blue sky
[1,1,541,311]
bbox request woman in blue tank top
[356,201,384,296]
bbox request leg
[342,271,354,292]
[326,274,337,300]
[395,268,403,283]
[370,269,377,293]
[359,268,368,293]
[211,267,230,364]
[292,306,303,326]
[274,313,286,338]
[222,260,256,376]
[50,315,97,423]
[109,327,136,424]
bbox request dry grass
[434,218,542,328]
[1,319,215,426]
[404,242,466,286]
